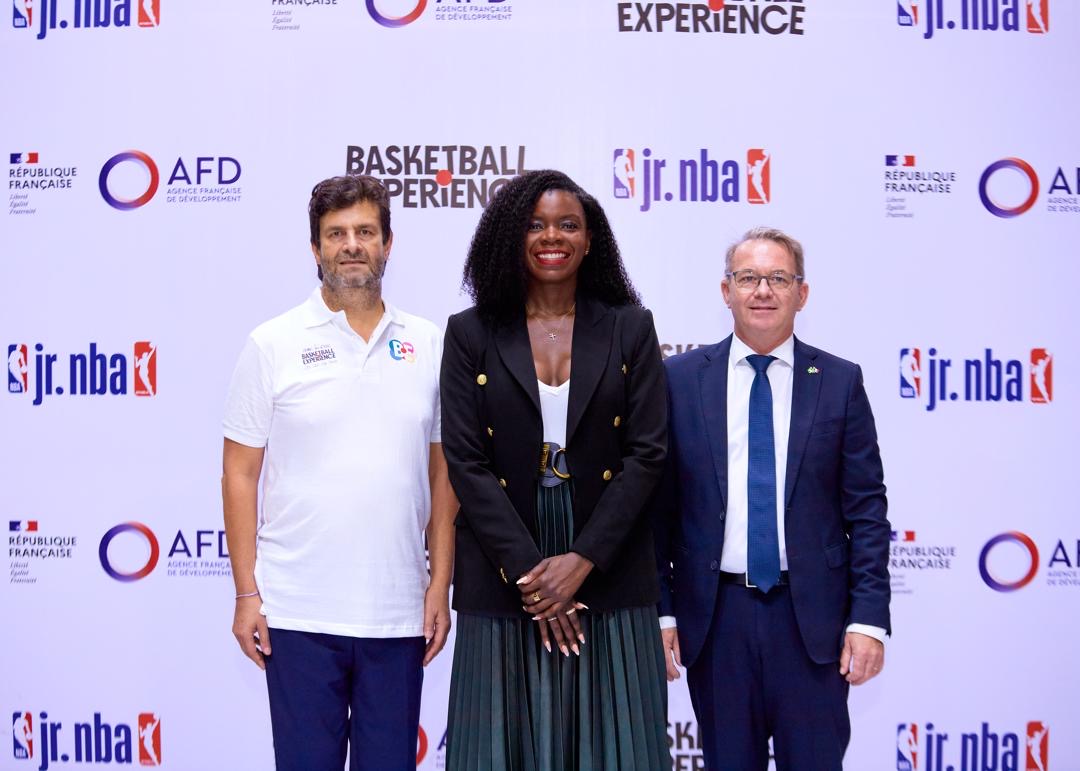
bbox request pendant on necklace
[547,332,558,342]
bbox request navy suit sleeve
[440,313,543,582]
[841,365,891,634]
[571,310,668,573]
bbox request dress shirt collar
[730,333,795,370]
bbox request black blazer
[440,295,668,616]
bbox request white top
[538,378,570,446]
[721,334,794,573]
[223,288,442,638]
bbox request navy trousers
[264,628,425,771]
[686,583,850,771]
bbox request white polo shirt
[223,288,442,638]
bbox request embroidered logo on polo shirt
[301,345,337,368]
[388,339,416,363]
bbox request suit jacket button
[487,426,494,437]
[476,374,488,385]
[602,469,613,481]
[621,363,628,375]
[613,416,622,427]
[709,560,719,571]
[499,478,507,488]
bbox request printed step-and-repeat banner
[3,1,1077,769]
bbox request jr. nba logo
[1030,348,1051,403]
[133,342,157,397]
[12,712,33,760]
[747,149,770,204]
[899,348,921,398]
[613,149,635,199]
[897,723,918,770]
[138,713,162,766]
[1025,721,1048,771]
[8,344,28,393]
[897,1,919,26]
[138,0,161,27]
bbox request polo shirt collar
[299,287,404,332]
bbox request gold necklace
[528,303,576,342]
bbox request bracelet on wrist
[235,590,259,599]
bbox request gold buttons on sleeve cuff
[602,470,613,481]
[621,364,628,375]
[487,426,494,437]
[613,416,622,427]
[499,478,507,488]
[476,374,488,385]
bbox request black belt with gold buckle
[719,570,790,588]
[539,442,571,487]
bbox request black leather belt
[538,442,571,487]
[719,570,790,588]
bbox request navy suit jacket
[654,335,891,667]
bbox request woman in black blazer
[441,170,671,770]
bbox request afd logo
[898,347,1051,411]
[8,342,157,406]
[99,523,232,582]
[899,0,1047,39]
[611,147,770,212]
[895,720,1047,771]
[979,157,1080,218]
[980,532,1080,592]
[366,0,510,28]
[15,0,160,40]
[11,711,161,768]
[99,151,242,210]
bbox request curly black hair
[463,170,641,321]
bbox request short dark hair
[308,175,392,247]
[462,169,641,321]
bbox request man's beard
[321,249,386,291]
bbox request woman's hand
[534,602,588,656]
[518,553,593,618]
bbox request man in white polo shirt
[222,175,455,771]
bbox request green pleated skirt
[446,482,671,771]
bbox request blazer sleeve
[440,313,543,582]
[571,309,668,573]
[841,365,892,634]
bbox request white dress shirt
[660,334,884,644]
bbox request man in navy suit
[655,227,891,770]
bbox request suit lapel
[699,336,732,510]
[566,296,613,445]
[785,337,823,506]
[494,314,540,413]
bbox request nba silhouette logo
[8,344,28,394]
[1030,348,1051,403]
[138,0,161,27]
[137,713,161,766]
[1026,0,1048,33]
[897,1,918,26]
[899,348,921,398]
[133,342,157,397]
[1025,721,1048,771]
[12,0,32,28]
[12,712,33,760]
[897,723,918,770]
[746,149,770,204]
[613,150,635,199]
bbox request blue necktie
[746,354,780,593]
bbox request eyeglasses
[725,270,803,292]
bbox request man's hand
[232,595,271,670]
[661,626,683,681]
[518,553,593,618]
[839,631,884,685]
[422,584,451,666]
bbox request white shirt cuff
[658,615,677,630]
[845,623,887,644]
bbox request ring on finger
[531,592,542,603]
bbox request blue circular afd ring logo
[99,151,160,210]
[978,531,1039,592]
[99,522,160,581]
[366,0,426,27]
[978,158,1039,218]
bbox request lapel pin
[807,366,820,374]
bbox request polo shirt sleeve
[223,335,273,449]
[429,326,443,444]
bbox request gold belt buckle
[551,448,571,479]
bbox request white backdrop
[3,1,1078,769]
